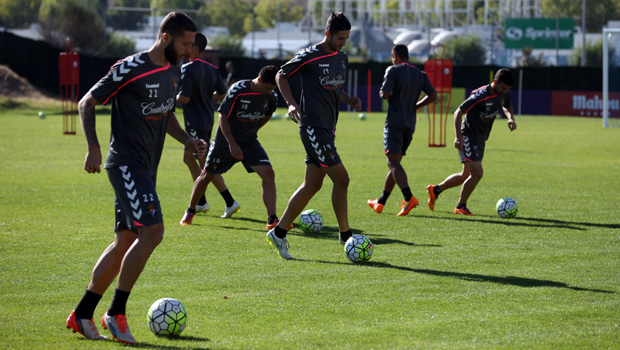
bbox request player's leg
[324,163,350,232]
[181,170,215,225]
[67,229,135,341]
[251,165,277,218]
[183,148,202,180]
[455,161,483,215]
[428,159,470,210]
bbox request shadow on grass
[512,216,620,230]
[131,335,211,350]
[371,261,616,294]
[299,259,615,294]
[287,226,441,247]
[418,213,588,231]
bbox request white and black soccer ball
[496,197,518,218]
[299,209,323,233]
[344,235,374,263]
[147,298,187,336]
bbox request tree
[210,0,251,37]
[541,0,620,33]
[106,0,150,30]
[443,34,486,65]
[0,0,42,28]
[517,46,546,67]
[246,0,304,33]
[570,38,617,67]
[38,0,105,54]
[150,0,202,15]
[210,35,245,57]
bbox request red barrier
[424,44,453,147]
[59,38,79,135]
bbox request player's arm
[504,105,517,131]
[340,89,362,111]
[218,113,243,160]
[276,71,301,123]
[167,112,207,158]
[176,94,190,105]
[453,109,464,150]
[416,91,437,109]
[78,92,102,174]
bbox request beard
[164,40,180,65]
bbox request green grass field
[1,102,619,349]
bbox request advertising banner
[505,18,574,49]
[552,91,620,117]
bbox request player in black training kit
[177,32,238,218]
[180,66,281,228]
[367,44,437,216]
[427,68,516,216]
[66,12,205,344]
[267,12,362,259]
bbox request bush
[443,34,487,65]
[106,32,136,58]
[210,35,245,57]
[570,38,617,67]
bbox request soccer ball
[344,235,374,263]
[147,298,187,336]
[299,209,323,233]
[358,113,367,120]
[496,197,518,218]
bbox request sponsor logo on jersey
[319,75,345,89]
[141,98,175,117]
[146,83,160,89]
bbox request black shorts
[107,166,163,233]
[204,138,271,174]
[183,128,212,154]
[383,126,414,155]
[458,135,485,162]
[300,126,341,168]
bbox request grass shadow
[288,226,441,247]
[418,213,587,231]
[131,335,211,350]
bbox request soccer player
[177,32,238,217]
[180,65,281,228]
[225,61,238,88]
[427,68,516,216]
[367,44,437,216]
[267,12,362,260]
[66,12,205,344]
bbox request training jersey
[178,58,227,131]
[381,62,436,130]
[459,84,512,142]
[89,51,179,176]
[215,80,278,145]
[280,43,348,131]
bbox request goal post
[603,28,620,128]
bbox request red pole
[367,69,372,112]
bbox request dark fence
[1,31,604,110]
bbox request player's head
[392,44,409,62]
[159,11,197,65]
[493,68,513,96]
[255,65,278,94]
[324,12,351,52]
[189,33,207,60]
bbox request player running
[180,66,282,228]
[267,12,362,259]
[367,44,437,216]
[177,32,238,218]
[66,12,205,345]
[427,68,516,216]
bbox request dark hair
[159,11,196,38]
[325,12,351,35]
[494,68,513,86]
[258,65,278,85]
[392,44,409,60]
[194,33,207,52]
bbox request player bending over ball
[427,68,516,216]
[66,12,204,345]
[367,44,437,216]
[177,32,238,217]
[267,12,362,260]
[180,65,283,229]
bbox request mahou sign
[552,91,620,117]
